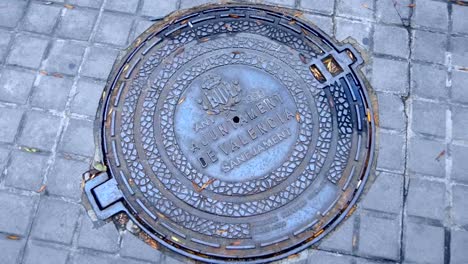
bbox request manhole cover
[84,4,375,263]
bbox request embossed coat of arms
[197,74,241,114]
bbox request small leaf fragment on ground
[6,235,21,240]
[64,4,74,9]
[94,162,107,172]
[435,150,446,161]
[37,185,46,193]
[408,3,416,7]
[21,146,39,153]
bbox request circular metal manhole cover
[84,4,375,263]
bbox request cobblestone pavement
[0,0,467,263]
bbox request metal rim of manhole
[84,3,376,263]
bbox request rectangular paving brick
[336,0,374,20]
[0,67,36,104]
[375,92,406,132]
[30,197,80,244]
[452,185,468,226]
[412,30,446,65]
[44,40,86,75]
[451,144,468,184]
[120,232,162,262]
[0,29,12,62]
[376,0,411,24]
[411,100,446,138]
[452,105,468,141]
[22,2,62,34]
[59,118,95,157]
[376,131,406,172]
[406,178,446,221]
[0,106,23,143]
[358,213,400,260]
[23,241,69,264]
[372,58,408,94]
[411,63,447,100]
[31,75,73,111]
[5,150,48,191]
[318,214,354,253]
[95,12,133,46]
[412,0,448,30]
[0,191,37,235]
[70,78,105,116]
[452,4,468,34]
[335,17,371,49]
[0,0,27,28]
[452,71,468,105]
[0,237,25,264]
[105,0,139,14]
[17,111,62,151]
[404,221,445,264]
[57,7,98,41]
[81,46,119,79]
[7,34,49,69]
[141,0,177,18]
[373,24,409,58]
[77,216,119,253]
[300,0,334,14]
[452,36,468,67]
[451,229,468,264]
[407,136,445,177]
[48,157,88,200]
[361,171,403,214]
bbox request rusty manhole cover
[84,4,375,263]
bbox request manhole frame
[84,3,377,263]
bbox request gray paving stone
[452,36,468,67]
[376,0,411,24]
[451,229,468,264]
[358,213,400,260]
[59,118,95,157]
[362,171,403,214]
[404,222,445,264]
[31,75,73,111]
[17,111,61,150]
[452,144,468,184]
[306,250,353,264]
[95,12,133,46]
[78,216,119,253]
[0,0,27,28]
[318,214,354,253]
[141,0,177,18]
[336,0,373,20]
[132,19,154,40]
[376,132,405,172]
[372,58,408,94]
[57,8,98,41]
[408,136,445,177]
[0,237,25,264]
[44,40,86,75]
[70,78,105,116]
[71,253,114,264]
[68,0,102,8]
[412,30,446,65]
[0,191,36,235]
[452,71,468,105]
[81,46,118,79]
[303,14,333,36]
[0,67,36,104]
[23,241,69,264]
[335,18,371,49]
[22,2,62,34]
[452,4,468,34]
[7,34,49,69]
[452,185,468,226]
[0,146,9,172]
[0,107,23,143]
[412,0,448,30]
[31,197,80,244]
[300,0,334,14]
[48,157,88,200]
[411,100,446,138]
[451,106,468,141]
[265,0,295,7]
[120,232,162,262]
[373,24,409,58]
[0,29,12,62]
[376,92,406,131]
[406,178,445,221]
[105,0,139,13]
[411,63,447,100]
[5,150,47,191]
[180,0,217,9]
